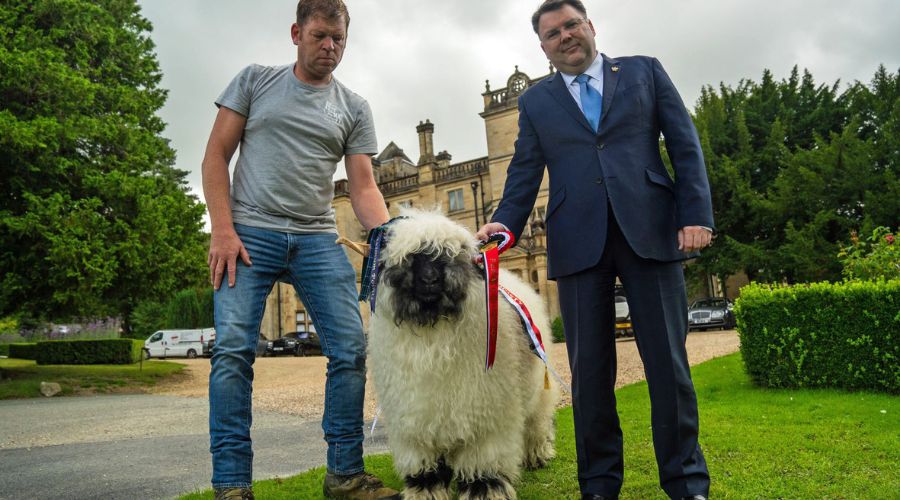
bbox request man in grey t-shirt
[201,1,397,499]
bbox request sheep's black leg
[403,457,452,498]
[458,474,514,499]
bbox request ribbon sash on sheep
[499,284,547,364]
[478,231,556,388]
[480,241,500,369]
[478,230,527,370]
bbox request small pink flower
[886,234,895,245]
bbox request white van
[144,328,215,359]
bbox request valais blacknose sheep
[367,209,559,500]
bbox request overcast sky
[137,0,899,214]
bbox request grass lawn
[180,353,899,499]
[0,358,185,398]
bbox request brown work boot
[213,487,254,500]
[323,471,401,499]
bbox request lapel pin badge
[611,66,620,73]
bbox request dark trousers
[556,211,710,499]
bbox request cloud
[137,0,900,225]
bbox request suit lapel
[600,54,621,125]
[546,71,595,134]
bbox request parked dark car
[256,339,268,356]
[202,331,217,358]
[264,331,322,357]
[687,297,736,331]
[290,331,322,356]
[204,336,268,357]
[263,334,299,356]
[614,285,633,337]
[203,337,215,358]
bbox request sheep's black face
[410,253,445,302]
[382,251,476,326]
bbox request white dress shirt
[559,54,604,113]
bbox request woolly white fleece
[368,209,559,498]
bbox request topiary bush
[735,280,899,393]
[9,343,38,360]
[35,339,144,365]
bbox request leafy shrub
[166,289,202,329]
[551,316,565,343]
[129,288,214,339]
[735,280,899,393]
[165,288,214,329]
[0,344,9,357]
[839,227,899,281]
[35,339,144,365]
[0,316,17,335]
[197,288,214,329]
[9,343,38,360]
[0,332,26,344]
[130,301,167,339]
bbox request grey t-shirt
[216,63,377,233]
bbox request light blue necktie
[575,73,602,132]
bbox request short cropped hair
[531,0,588,34]
[296,0,350,28]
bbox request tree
[0,1,207,332]
[128,299,166,340]
[128,287,213,339]
[689,65,899,288]
[164,288,214,330]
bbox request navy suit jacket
[491,54,714,279]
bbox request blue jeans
[209,224,367,489]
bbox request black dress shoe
[582,494,616,500]
[681,496,707,500]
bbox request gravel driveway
[150,329,741,418]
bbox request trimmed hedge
[0,344,9,356]
[551,317,565,343]
[735,280,900,393]
[35,339,144,365]
[9,343,38,360]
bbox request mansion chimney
[416,119,435,165]
[436,150,451,169]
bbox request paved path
[0,394,389,500]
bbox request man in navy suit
[476,1,713,498]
